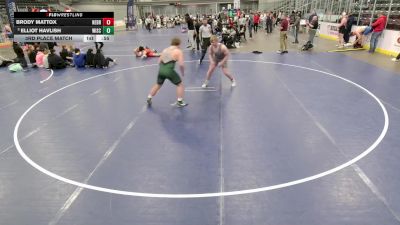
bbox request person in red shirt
[277,14,288,54]
[253,13,260,33]
[369,13,387,53]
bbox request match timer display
[13,12,114,42]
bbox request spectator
[48,42,57,50]
[344,12,355,43]
[185,14,196,50]
[59,45,74,66]
[145,16,152,32]
[0,58,13,67]
[194,19,201,51]
[238,14,247,40]
[43,49,50,69]
[73,48,86,68]
[48,49,66,69]
[253,13,260,33]
[277,14,289,54]
[369,13,387,54]
[27,45,37,68]
[248,13,254,38]
[266,12,273,34]
[337,12,348,48]
[289,11,296,25]
[308,10,317,23]
[12,42,28,69]
[124,16,128,30]
[292,12,301,43]
[3,24,13,40]
[39,42,49,51]
[85,48,95,67]
[36,50,45,68]
[307,15,318,45]
[93,49,116,68]
[95,42,104,50]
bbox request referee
[199,18,212,64]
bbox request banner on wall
[233,0,240,9]
[127,0,134,26]
[5,0,16,37]
[326,24,338,37]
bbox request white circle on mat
[14,60,389,198]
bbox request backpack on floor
[8,63,23,72]
[301,41,313,51]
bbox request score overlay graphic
[13,12,114,42]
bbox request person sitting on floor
[59,45,74,66]
[12,42,28,69]
[94,49,116,68]
[85,48,95,67]
[0,58,13,67]
[221,28,234,49]
[35,50,45,68]
[43,49,50,69]
[48,49,66,69]
[134,46,161,58]
[73,48,86,68]
[26,44,37,68]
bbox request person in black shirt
[12,42,28,69]
[94,49,116,68]
[344,12,355,43]
[48,49,66,69]
[292,12,301,43]
[194,19,201,51]
[266,12,273,33]
[59,45,73,66]
[307,15,318,44]
[85,48,95,67]
[48,42,57,50]
[185,14,196,50]
[95,42,104,50]
[308,10,317,23]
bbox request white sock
[177,98,183,102]
[147,95,152,99]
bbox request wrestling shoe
[146,97,152,106]
[172,100,188,107]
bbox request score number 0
[103,18,114,26]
